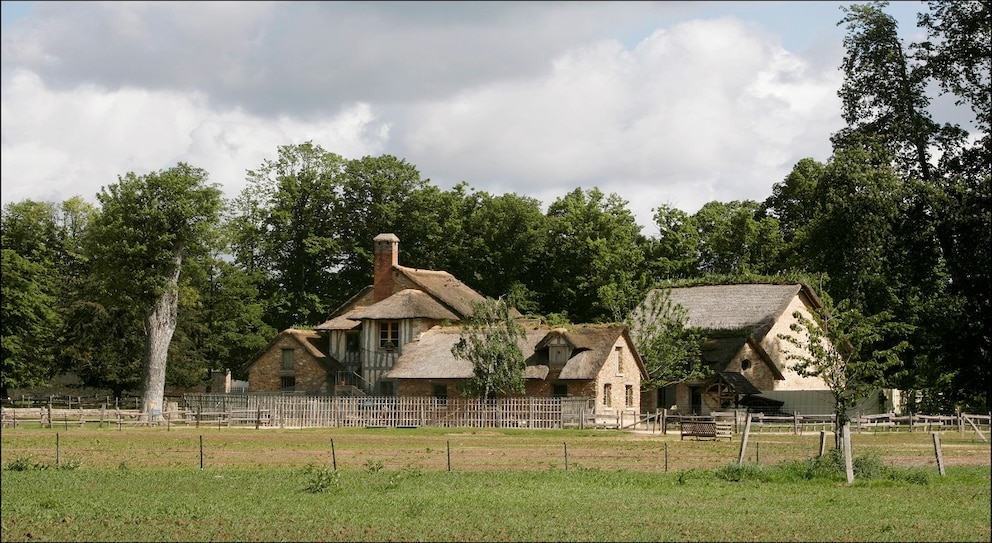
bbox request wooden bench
[681,419,717,440]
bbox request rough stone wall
[397,379,462,397]
[248,335,330,394]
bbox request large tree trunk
[140,250,182,420]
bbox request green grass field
[1,426,989,542]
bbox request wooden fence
[3,396,989,439]
[183,394,598,429]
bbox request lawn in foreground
[2,464,989,542]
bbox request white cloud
[1,69,390,205]
[2,1,935,238]
[399,17,843,234]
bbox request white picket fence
[182,394,596,429]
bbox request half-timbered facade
[247,233,488,395]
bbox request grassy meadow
[1,426,989,542]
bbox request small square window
[552,383,568,398]
[280,376,295,391]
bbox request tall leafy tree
[647,204,701,280]
[451,298,526,399]
[330,154,437,304]
[831,0,990,408]
[540,188,648,323]
[86,163,222,416]
[1,249,61,397]
[238,142,345,330]
[834,1,959,182]
[1,198,95,397]
[439,185,548,307]
[693,200,785,276]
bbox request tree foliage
[540,188,648,323]
[779,297,909,438]
[451,298,526,399]
[625,288,706,390]
[87,163,223,413]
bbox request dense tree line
[1,1,987,410]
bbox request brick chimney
[373,233,400,302]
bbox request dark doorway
[690,386,702,414]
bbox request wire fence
[1,426,988,474]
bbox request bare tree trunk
[140,250,182,420]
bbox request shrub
[853,454,885,479]
[301,463,340,494]
[3,456,80,471]
[715,462,768,482]
[364,459,384,474]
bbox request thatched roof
[347,289,460,321]
[396,266,490,318]
[642,283,819,340]
[315,311,362,331]
[386,324,645,381]
[316,286,374,330]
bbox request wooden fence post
[737,412,752,465]
[932,432,945,476]
[819,430,827,457]
[331,438,337,471]
[563,442,569,471]
[843,422,854,484]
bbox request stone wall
[248,335,330,394]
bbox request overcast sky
[1,1,939,236]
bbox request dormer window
[546,331,571,366]
[379,321,399,350]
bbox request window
[280,376,295,391]
[346,331,360,353]
[379,321,399,349]
[552,383,568,398]
[433,384,448,402]
[380,381,395,396]
[615,346,623,374]
[281,348,294,371]
[625,385,634,408]
[549,345,569,366]
[740,359,751,371]
[602,383,612,407]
